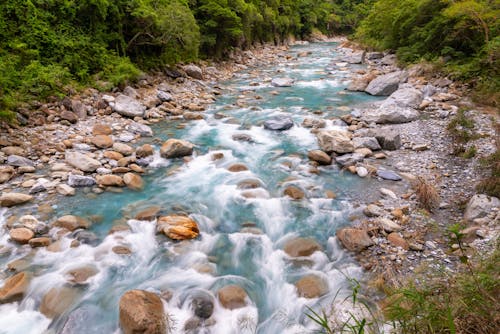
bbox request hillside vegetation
[0,0,498,119]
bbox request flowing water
[0,42,383,333]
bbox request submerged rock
[295,274,329,298]
[284,185,305,200]
[218,285,248,310]
[283,238,321,257]
[190,290,215,319]
[40,286,80,318]
[0,272,30,304]
[119,290,167,334]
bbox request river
[0,42,383,333]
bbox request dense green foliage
[1,0,368,118]
[356,0,500,105]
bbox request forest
[0,0,498,118]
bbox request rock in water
[218,285,248,310]
[295,274,329,298]
[0,193,33,207]
[9,228,34,244]
[190,290,215,319]
[307,150,331,165]
[271,77,294,87]
[40,286,80,318]
[336,228,373,252]
[160,139,194,158]
[365,71,408,96]
[119,290,167,334]
[263,117,293,131]
[112,94,146,118]
[157,215,199,240]
[65,151,101,172]
[126,122,153,137]
[283,238,321,257]
[123,173,144,191]
[0,272,30,303]
[284,185,305,200]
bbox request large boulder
[316,130,354,154]
[0,272,30,303]
[218,285,248,310]
[283,238,321,257]
[352,137,381,151]
[184,65,203,80]
[336,228,373,252]
[40,286,80,318]
[127,122,153,137]
[160,139,194,158]
[112,94,146,118]
[361,101,420,124]
[385,87,423,109]
[0,193,33,207]
[263,116,294,131]
[365,71,408,96]
[65,151,101,172]
[464,194,500,222]
[157,215,199,240]
[119,290,167,334]
[335,153,365,167]
[295,274,328,298]
[271,77,294,87]
[113,143,134,156]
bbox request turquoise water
[0,42,383,334]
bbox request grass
[447,108,481,156]
[476,123,500,198]
[412,177,440,212]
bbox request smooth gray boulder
[464,194,500,222]
[387,87,424,109]
[65,151,101,172]
[68,174,96,187]
[157,90,172,102]
[184,65,203,80]
[112,94,146,118]
[352,137,381,151]
[335,153,365,167]
[126,122,153,137]
[361,105,420,124]
[365,71,408,96]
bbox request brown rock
[60,110,78,123]
[113,246,132,255]
[129,164,144,173]
[307,150,331,165]
[136,144,154,158]
[284,238,321,257]
[387,232,409,250]
[237,179,263,189]
[104,151,124,161]
[158,215,200,240]
[1,146,25,156]
[112,167,131,173]
[40,286,80,318]
[91,135,113,149]
[284,186,305,200]
[119,290,166,334]
[336,228,373,252]
[295,274,328,298]
[92,124,113,136]
[66,266,98,284]
[9,228,34,244]
[160,139,194,158]
[135,206,161,221]
[29,237,51,248]
[123,173,144,191]
[218,285,248,310]
[0,193,33,207]
[53,215,91,231]
[227,163,248,172]
[0,272,30,303]
[96,174,124,187]
[117,156,135,167]
[211,152,224,161]
[113,143,134,156]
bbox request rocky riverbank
[0,37,498,332]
